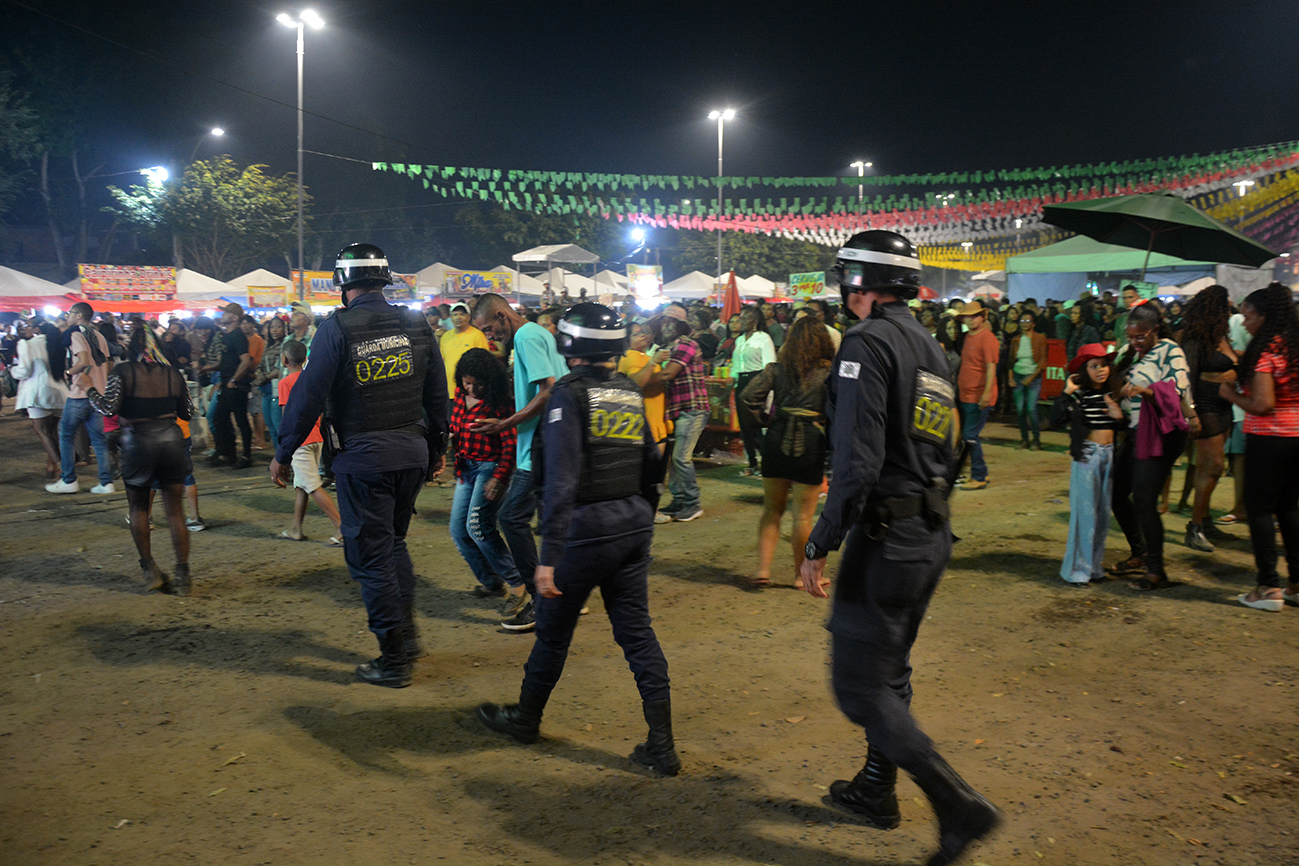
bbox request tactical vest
[326,301,433,445]
[562,368,645,503]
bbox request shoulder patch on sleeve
[548,407,563,423]
[838,360,861,379]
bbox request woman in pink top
[1220,283,1299,611]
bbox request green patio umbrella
[1041,192,1276,278]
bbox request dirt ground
[1,408,1296,866]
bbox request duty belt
[859,479,952,537]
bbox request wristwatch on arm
[804,540,828,561]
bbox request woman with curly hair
[739,317,836,588]
[1177,285,1239,552]
[1109,302,1197,590]
[1220,283,1299,611]
[448,347,521,599]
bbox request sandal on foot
[1214,513,1242,525]
[1107,556,1146,576]
[278,530,307,541]
[1130,575,1175,591]
[326,536,345,547]
[748,575,771,588]
[1237,591,1284,612]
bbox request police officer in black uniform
[272,243,448,689]
[799,231,1001,865]
[477,303,678,775]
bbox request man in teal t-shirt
[471,294,568,633]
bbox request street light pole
[708,109,735,280]
[188,127,225,163]
[278,10,323,301]
[850,160,872,227]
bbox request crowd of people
[2,277,1298,617]
[8,231,1299,866]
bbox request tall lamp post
[850,160,872,225]
[277,9,324,301]
[189,127,225,163]
[708,108,735,280]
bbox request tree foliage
[672,229,836,281]
[0,70,37,218]
[107,156,305,280]
[454,201,637,268]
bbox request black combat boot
[140,557,171,593]
[354,630,412,688]
[913,755,1003,866]
[630,698,681,776]
[401,599,423,659]
[172,563,191,597]
[477,685,549,744]
[828,746,901,829]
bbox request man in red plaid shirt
[652,311,709,523]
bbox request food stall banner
[789,271,825,298]
[290,270,337,296]
[444,270,514,298]
[247,285,289,308]
[627,264,664,298]
[79,264,177,301]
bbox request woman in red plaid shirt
[449,348,521,597]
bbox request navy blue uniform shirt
[276,291,449,474]
[538,366,660,568]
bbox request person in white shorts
[277,340,342,544]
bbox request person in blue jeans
[448,348,521,597]
[1050,344,1126,584]
[471,294,568,632]
[46,302,115,495]
[956,301,1000,490]
[1009,313,1046,450]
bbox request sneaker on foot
[90,483,115,494]
[673,507,704,522]
[186,517,207,532]
[501,590,529,618]
[472,583,507,598]
[501,599,536,632]
[45,480,79,494]
[654,511,676,524]
[962,480,988,490]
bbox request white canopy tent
[511,244,600,266]
[737,274,777,298]
[594,269,630,290]
[415,262,458,296]
[662,271,718,300]
[0,266,73,311]
[489,265,545,297]
[175,268,237,303]
[227,268,294,292]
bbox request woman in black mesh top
[82,327,193,595]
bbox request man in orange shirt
[956,301,1000,490]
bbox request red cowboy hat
[1068,342,1116,376]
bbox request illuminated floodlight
[210,127,225,137]
[960,241,974,248]
[301,9,324,28]
[140,166,169,184]
[630,228,646,243]
[708,108,736,121]
[276,12,294,26]
[43,305,61,317]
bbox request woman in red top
[449,348,521,598]
[1221,283,1299,611]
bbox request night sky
[5,0,1298,230]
